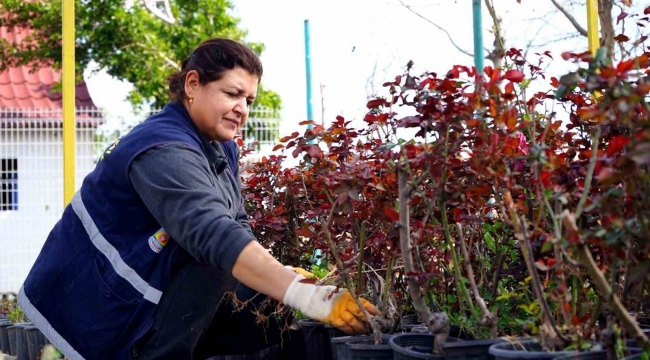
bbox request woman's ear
[184,70,200,99]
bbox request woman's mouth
[223,118,239,128]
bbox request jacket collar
[166,100,228,173]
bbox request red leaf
[606,135,631,156]
[571,315,580,326]
[563,302,572,312]
[617,12,628,25]
[272,144,284,151]
[505,82,515,94]
[306,145,323,159]
[614,34,630,42]
[550,77,560,88]
[367,99,387,109]
[502,70,525,83]
[299,120,316,126]
[296,229,316,238]
[576,106,601,120]
[645,6,650,15]
[383,207,400,222]
[617,59,635,73]
[364,114,377,123]
[540,171,552,187]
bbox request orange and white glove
[283,275,380,335]
[284,265,316,278]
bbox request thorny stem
[440,126,479,322]
[357,222,367,297]
[562,211,650,349]
[541,190,572,325]
[457,223,498,338]
[504,191,569,347]
[382,256,395,316]
[322,205,382,340]
[575,125,601,219]
[398,165,449,354]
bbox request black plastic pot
[553,348,642,360]
[488,340,579,359]
[8,322,32,359]
[389,333,464,359]
[7,325,17,356]
[441,338,505,360]
[25,326,49,359]
[346,336,393,360]
[0,320,11,354]
[298,319,333,360]
[331,334,394,360]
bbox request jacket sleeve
[129,143,255,272]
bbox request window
[1,159,18,211]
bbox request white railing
[0,106,280,293]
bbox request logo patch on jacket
[148,229,169,254]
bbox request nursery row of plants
[239,9,650,360]
[3,8,650,360]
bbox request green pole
[472,0,484,74]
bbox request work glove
[283,275,380,335]
[284,265,316,278]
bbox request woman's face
[184,67,259,142]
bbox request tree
[0,0,282,110]
[398,0,643,67]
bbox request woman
[18,38,378,360]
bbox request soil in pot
[346,336,393,360]
[400,314,420,325]
[449,325,475,341]
[332,335,393,360]
[441,338,505,360]
[488,340,588,360]
[389,333,464,360]
[298,318,333,360]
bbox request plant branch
[398,0,473,57]
[321,206,382,338]
[503,191,569,347]
[549,0,588,36]
[439,127,479,322]
[398,165,449,354]
[358,221,367,296]
[575,125,601,219]
[561,211,650,349]
[457,223,498,338]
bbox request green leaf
[0,0,282,109]
[484,233,496,252]
[541,241,553,253]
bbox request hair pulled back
[167,38,263,101]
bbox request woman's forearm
[231,240,299,302]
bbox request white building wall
[0,125,97,293]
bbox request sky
[83,0,646,143]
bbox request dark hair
[167,38,263,101]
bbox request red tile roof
[0,25,101,125]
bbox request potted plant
[239,7,650,360]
